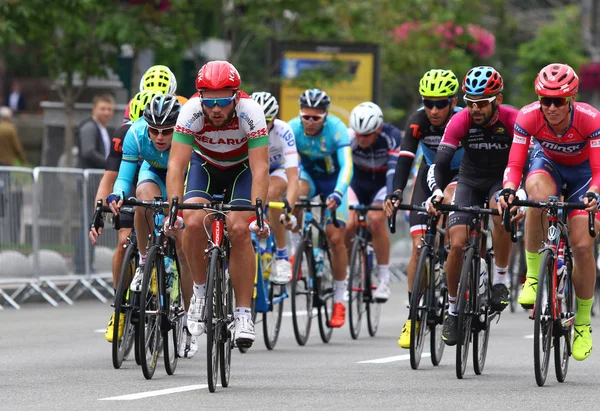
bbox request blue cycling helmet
[462,66,504,96]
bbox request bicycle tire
[409,245,430,370]
[317,248,335,343]
[554,252,573,383]
[430,277,447,366]
[164,252,184,376]
[456,247,474,379]
[206,248,219,393]
[220,265,233,388]
[348,240,365,340]
[139,245,161,380]
[366,252,381,337]
[263,282,284,350]
[112,242,137,369]
[291,241,314,346]
[509,237,524,313]
[473,255,492,375]
[534,249,553,387]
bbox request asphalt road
[3,279,600,411]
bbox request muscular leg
[112,228,132,285]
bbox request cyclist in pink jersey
[499,63,600,361]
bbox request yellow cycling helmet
[139,65,177,95]
[129,90,163,122]
[419,69,459,98]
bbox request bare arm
[284,166,299,209]
[166,140,193,202]
[248,145,269,204]
[95,171,118,204]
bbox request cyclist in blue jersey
[344,102,402,303]
[383,69,464,349]
[289,88,353,328]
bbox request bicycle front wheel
[263,282,284,350]
[348,240,365,340]
[473,255,492,376]
[164,254,184,376]
[534,249,553,387]
[291,241,314,346]
[456,248,474,379]
[554,253,573,383]
[409,245,431,370]
[366,252,381,337]
[317,248,335,343]
[138,245,161,380]
[112,242,137,369]
[206,248,219,393]
[219,267,233,388]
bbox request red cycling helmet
[535,63,579,97]
[196,60,241,90]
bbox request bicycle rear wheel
[317,248,335,343]
[291,241,314,346]
[409,246,430,370]
[456,248,474,379]
[206,249,219,393]
[164,254,184,376]
[348,240,365,340]
[263,282,284,350]
[138,246,161,380]
[534,249,553,387]
[112,242,137,369]
[554,253,573,383]
[220,266,233,388]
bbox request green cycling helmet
[419,69,459,98]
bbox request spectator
[7,81,26,114]
[0,106,27,166]
[77,93,115,169]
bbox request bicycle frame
[252,233,288,312]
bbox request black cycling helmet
[143,94,181,127]
[299,88,330,110]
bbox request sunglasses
[538,96,571,108]
[422,98,452,110]
[200,95,236,108]
[463,95,497,109]
[300,111,327,122]
[148,126,175,136]
[265,117,274,122]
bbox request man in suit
[78,93,115,169]
[7,81,26,114]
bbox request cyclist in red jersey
[499,63,600,361]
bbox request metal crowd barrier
[0,166,118,308]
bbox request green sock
[575,297,593,326]
[525,251,541,280]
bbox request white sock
[378,264,390,284]
[493,264,509,286]
[183,312,188,327]
[234,307,252,320]
[139,254,146,266]
[334,280,346,303]
[193,283,205,299]
[448,295,457,315]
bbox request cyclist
[289,88,353,328]
[89,89,162,342]
[428,66,518,346]
[105,94,194,357]
[384,69,463,348]
[123,65,178,123]
[167,60,270,349]
[251,91,299,285]
[498,63,600,361]
[345,101,401,302]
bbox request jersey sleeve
[587,113,600,190]
[386,125,402,194]
[503,108,532,188]
[394,111,422,192]
[430,110,468,191]
[173,97,202,146]
[333,121,353,195]
[280,121,298,169]
[242,99,269,149]
[112,128,140,197]
[105,124,129,172]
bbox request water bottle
[164,256,176,293]
[478,258,488,301]
[261,251,273,280]
[557,239,566,299]
[314,248,325,277]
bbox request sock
[525,251,541,280]
[183,312,188,327]
[575,297,593,326]
[235,307,252,319]
[448,295,457,315]
[378,264,390,284]
[493,264,509,286]
[276,247,288,260]
[139,254,146,266]
[334,280,346,303]
[193,283,205,299]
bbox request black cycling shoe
[441,313,458,346]
[490,283,509,312]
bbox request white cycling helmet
[349,102,383,135]
[251,91,279,118]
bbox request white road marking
[358,353,431,364]
[282,308,319,317]
[93,329,105,333]
[524,334,534,339]
[99,385,208,400]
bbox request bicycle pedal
[235,338,254,349]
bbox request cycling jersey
[289,114,353,196]
[269,119,298,173]
[105,122,132,173]
[504,102,600,189]
[348,123,401,196]
[431,105,518,191]
[173,92,269,169]
[393,107,464,192]
[112,118,170,197]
